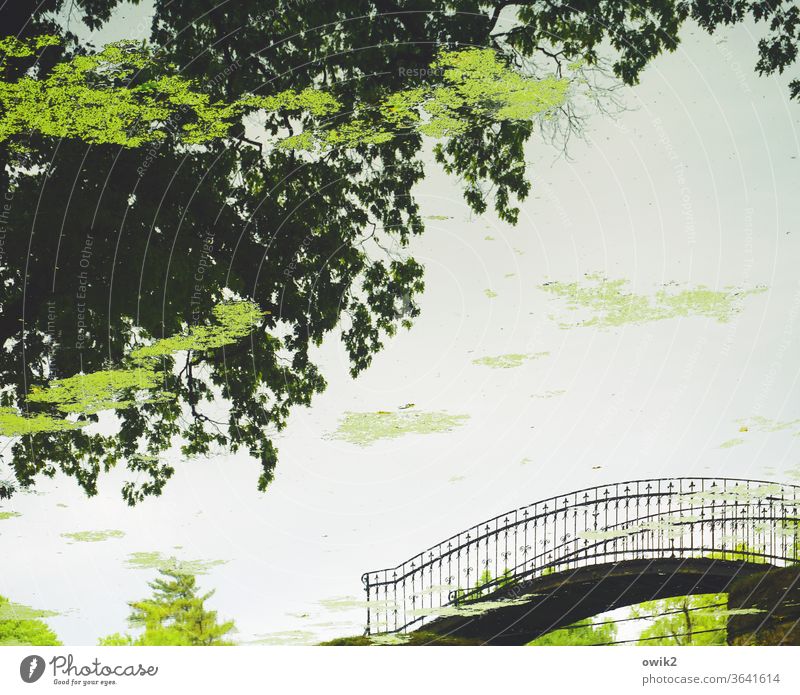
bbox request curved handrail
[360,477,800,635]
[362,477,798,584]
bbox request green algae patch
[329,410,469,446]
[578,529,631,541]
[62,529,125,543]
[130,301,265,360]
[0,599,58,621]
[424,215,452,221]
[724,415,800,450]
[484,289,498,299]
[320,631,483,646]
[405,596,531,619]
[720,438,745,449]
[0,407,86,436]
[680,483,783,505]
[247,630,317,645]
[7,300,264,436]
[532,389,565,399]
[28,367,167,415]
[472,352,548,369]
[287,48,569,151]
[126,551,227,575]
[0,511,21,521]
[736,416,800,435]
[540,275,766,329]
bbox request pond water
[1,3,798,646]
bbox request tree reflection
[1,1,796,503]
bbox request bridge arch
[361,477,800,640]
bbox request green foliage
[0,34,60,61]
[511,0,800,103]
[477,569,493,588]
[630,594,727,645]
[528,617,617,646]
[99,569,235,646]
[497,568,515,588]
[0,596,61,646]
[5,0,791,505]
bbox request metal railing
[361,477,800,634]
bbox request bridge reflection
[361,477,800,641]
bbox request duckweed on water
[736,416,800,434]
[719,438,745,449]
[0,599,58,621]
[540,275,766,329]
[484,289,498,299]
[472,352,548,369]
[532,389,566,399]
[0,511,20,520]
[0,407,85,435]
[126,551,227,575]
[247,630,317,645]
[1,301,264,436]
[284,48,569,150]
[578,529,631,541]
[330,410,469,446]
[27,367,168,415]
[719,416,800,449]
[61,529,125,543]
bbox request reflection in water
[0,5,586,504]
[98,569,235,646]
[1,0,799,647]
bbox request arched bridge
[361,477,800,643]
